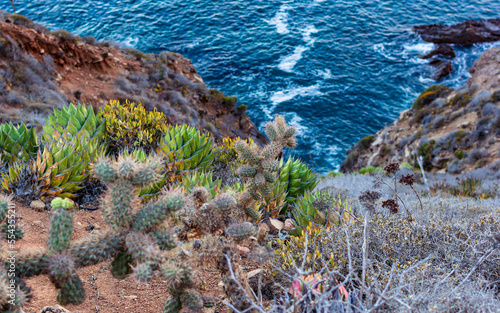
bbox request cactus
[0,195,24,242]
[234,115,296,220]
[0,122,38,164]
[225,222,255,241]
[157,124,214,180]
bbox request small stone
[284,219,295,230]
[269,218,284,231]
[40,49,45,54]
[32,220,44,228]
[247,269,263,279]
[237,245,250,258]
[30,200,45,212]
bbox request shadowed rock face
[413,19,500,45]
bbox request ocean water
[3,0,500,173]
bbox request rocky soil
[0,11,266,145]
[340,47,500,178]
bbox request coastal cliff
[341,46,500,175]
[0,11,266,145]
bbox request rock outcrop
[340,47,500,175]
[414,19,500,45]
[0,11,266,145]
[414,19,500,81]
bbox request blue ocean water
[2,1,500,173]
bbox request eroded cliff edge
[341,47,500,175]
[0,11,266,145]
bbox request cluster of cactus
[181,172,222,200]
[157,124,214,181]
[4,154,217,312]
[234,115,297,220]
[0,123,38,164]
[102,100,169,154]
[212,136,257,172]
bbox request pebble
[236,245,250,258]
[30,200,45,212]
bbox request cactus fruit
[42,103,105,150]
[225,222,254,241]
[157,124,214,178]
[0,122,38,163]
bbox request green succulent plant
[0,122,38,164]
[181,172,222,200]
[157,124,214,180]
[277,156,318,214]
[35,138,96,200]
[0,160,43,204]
[42,103,105,148]
[293,191,352,230]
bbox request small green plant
[0,122,38,164]
[454,150,464,160]
[358,135,374,150]
[412,84,451,109]
[102,100,169,154]
[157,124,214,181]
[359,166,383,175]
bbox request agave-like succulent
[157,125,214,180]
[1,160,43,204]
[0,122,39,163]
[293,191,351,228]
[35,138,96,200]
[42,103,105,149]
[277,157,318,214]
[181,172,222,200]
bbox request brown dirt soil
[10,202,265,313]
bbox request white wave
[316,69,332,79]
[122,36,139,48]
[268,5,291,34]
[418,76,434,83]
[270,84,324,105]
[373,43,397,60]
[278,46,308,72]
[301,25,319,46]
[403,43,434,53]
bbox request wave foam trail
[301,25,319,46]
[270,84,324,105]
[403,43,434,53]
[278,46,308,72]
[373,43,397,60]
[268,5,291,34]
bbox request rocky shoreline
[340,46,500,179]
[0,11,266,146]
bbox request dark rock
[422,44,456,59]
[414,19,500,45]
[429,59,453,80]
[74,90,81,100]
